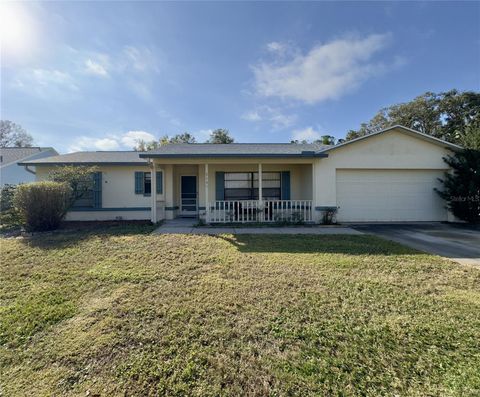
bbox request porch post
[204,163,209,221]
[312,162,317,223]
[151,161,157,223]
[258,163,263,202]
[165,164,175,220]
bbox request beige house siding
[65,210,150,221]
[313,128,452,206]
[33,127,454,223]
[313,127,453,222]
[36,165,155,221]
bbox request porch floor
[152,219,362,235]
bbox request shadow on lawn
[216,234,423,256]
[20,222,156,250]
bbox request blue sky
[1,1,479,153]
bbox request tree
[436,149,480,224]
[345,130,361,141]
[207,129,234,144]
[48,165,99,206]
[0,120,34,147]
[291,135,336,145]
[318,135,336,145]
[290,139,308,144]
[134,139,161,151]
[439,90,480,142]
[459,120,480,150]
[169,132,196,144]
[346,90,480,144]
[133,133,196,151]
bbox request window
[135,171,162,195]
[72,172,101,208]
[144,172,152,195]
[72,177,94,207]
[224,172,281,200]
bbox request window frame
[223,171,281,201]
[143,172,152,196]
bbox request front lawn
[1,225,479,396]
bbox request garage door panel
[336,170,447,222]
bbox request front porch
[149,161,318,224]
[207,199,313,223]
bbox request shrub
[321,207,338,225]
[0,184,22,230]
[13,182,71,231]
[437,149,480,224]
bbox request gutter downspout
[23,165,36,175]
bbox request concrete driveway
[351,223,480,266]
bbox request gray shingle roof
[1,147,57,167]
[19,151,148,165]
[18,143,332,165]
[140,143,330,158]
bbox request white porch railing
[206,200,313,223]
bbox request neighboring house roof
[139,143,331,158]
[318,125,462,153]
[18,151,148,166]
[0,147,58,168]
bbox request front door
[180,176,198,217]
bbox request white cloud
[123,46,159,72]
[266,41,287,54]
[242,110,262,122]
[31,69,79,91]
[253,33,393,104]
[292,126,322,142]
[67,130,156,152]
[265,41,298,58]
[93,138,120,150]
[85,59,108,76]
[11,68,80,98]
[120,130,156,148]
[242,106,297,129]
[193,129,213,142]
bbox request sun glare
[0,2,38,62]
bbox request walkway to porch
[152,219,362,235]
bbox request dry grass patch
[1,224,479,396]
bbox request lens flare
[0,2,38,63]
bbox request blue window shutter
[281,171,290,200]
[156,171,163,194]
[215,172,225,200]
[135,171,144,194]
[93,172,102,208]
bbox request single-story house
[19,126,461,223]
[1,147,58,186]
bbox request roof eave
[17,161,149,166]
[320,125,462,153]
[139,153,328,159]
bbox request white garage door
[336,170,447,222]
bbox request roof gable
[320,125,462,153]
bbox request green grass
[1,224,479,396]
